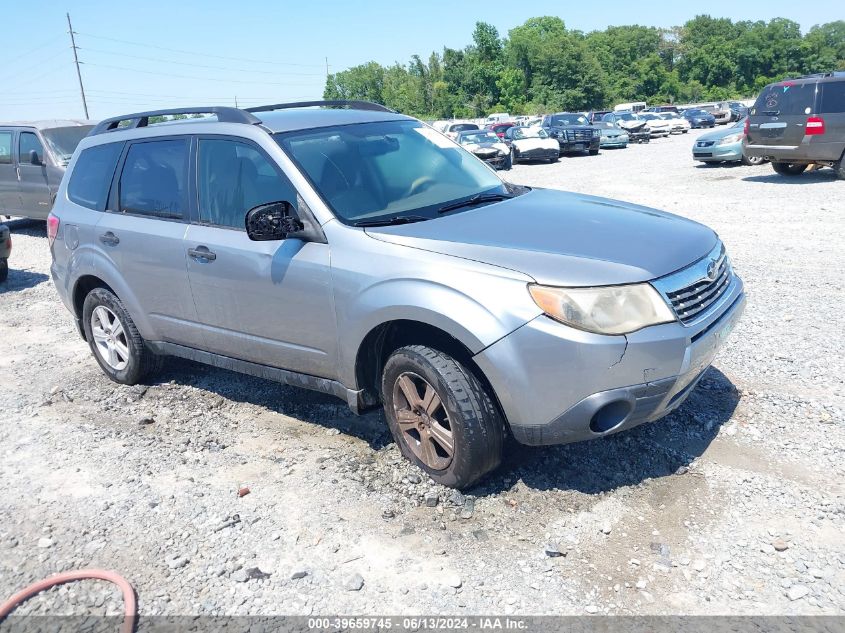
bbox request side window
[19,132,44,164]
[0,132,11,164]
[67,143,122,211]
[197,138,296,230]
[819,82,845,114]
[119,139,188,219]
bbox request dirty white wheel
[91,306,130,371]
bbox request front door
[0,130,20,215]
[17,131,53,219]
[184,137,337,378]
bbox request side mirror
[245,201,303,241]
[29,150,42,166]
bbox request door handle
[188,246,216,262]
[99,231,119,246]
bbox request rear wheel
[82,287,163,385]
[741,154,765,166]
[510,147,519,165]
[382,345,503,489]
[834,156,845,180]
[588,148,599,156]
[772,162,807,176]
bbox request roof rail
[245,100,394,114]
[89,107,261,136]
[787,70,845,80]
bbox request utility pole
[66,13,89,119]
[235,95,239,108]
[325,57,330,78]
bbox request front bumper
[474,276,745,446]
[517,147,559,161]
[556,137,600,153]
[693,141,743,162]
[474,152,509,169]
[600,136,628,148]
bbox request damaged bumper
[473,280,745,446]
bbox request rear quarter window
[752,82,818,116]
[818,82,845,114]
[67,143,122,210]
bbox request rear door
[184,135,337,378]
[96,136,200,345]
[749,81,818,148]
[17,130,54,219]
[816,79,845,161]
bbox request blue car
[683,108,716,128]
[692,118,765,165]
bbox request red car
[486,122,515,139]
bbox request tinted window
[0,132,10,164]
[119,139,188,219]
[67,143,122,210]
[42,126,94,164]
[752,82,817,116]
[19,132,44,164]
[198,139,296,229]
[818,82,845,114]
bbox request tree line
[323,15,845,118]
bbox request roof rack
[89,107,261,136]
[788,71,845,80]
[245,100,394,114]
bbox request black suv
[541,113,601,155]
[744,71,845,179]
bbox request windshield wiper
[353,215,430,227]
[438,193,514,214]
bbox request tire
[741,154,765,166]
[772,162,807,176]
[511,148,519,165]
[588,149,599,156]
[502,152,512,171]
[833,156,845,180]
[0,258,7,283]
[82,287,163,385]
[381,345,504,489]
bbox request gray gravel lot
[0,130,842,617]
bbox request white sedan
[637,113,672,137]
[657,112,691,134]
[504,126,560,163]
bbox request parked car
[727,101,748,121]
[614,102,647,113]
[49,101,745,489]
[588,110,613,124]
[442,122,479,140]
[696,104,731,125]
[591,121,629,148]
[523,117,544,128]
[486,122,515,139]
[0,223,9,282]
[0,120,95,220]
[645,105,680,114]
[683,109,716,128]
[637,113,672,137]
[485,113,511,125]
[455,129,511,170]
[657,112,691,134]
[604,112,651,144]
[744,71,845,179]
[504,126,560,162]
[692,118,765,166]
[540,113,601,155]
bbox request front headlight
[528,283,676,335]
[716,133,744,145]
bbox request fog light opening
[590,400,633,434]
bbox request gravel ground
[0,130,843,617]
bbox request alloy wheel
[91,306,130,371]
[392,372,454,470]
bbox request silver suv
[49,101,746,489]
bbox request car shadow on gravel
[2,218,46,235]
[153,358,393,447]
[469,366,740,497]
[742,170,838,184]
[0,268,49,292]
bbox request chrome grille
[664,249,731,323]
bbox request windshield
[513,127,549,139]
[276,119,508,224]
[685,109,707,116]
[460,131,499,144]
[549,113,589,126]
[616,112,638,121]
[449,123,478,132]
[41,126,94,164]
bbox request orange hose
[0,569,136,633]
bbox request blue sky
[2,0,841,121]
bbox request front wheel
[381,345,504,489]
[82,287,163,385]
[588,148,599,156]
[772,162,807,176]
[502,151,512,171]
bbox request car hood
[696,126,742,142]
[365,189,717,287]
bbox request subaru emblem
[706,260,718,280]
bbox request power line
[76,31,326,68]
[81,62,320,87]
[4,35,64,67]
[79,47,326,77]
